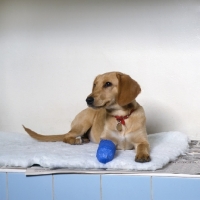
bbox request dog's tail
[22,125,66,142]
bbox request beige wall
[0,0,200,139]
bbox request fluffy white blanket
[0,131,189,170]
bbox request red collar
[113,109,135,126]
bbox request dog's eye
[104,82,112,88]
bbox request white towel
[0,131,189,170]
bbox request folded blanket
[0,131,189,170]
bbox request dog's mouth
[87,102,110,109]
[88,105,104,109]
[86,96,111,109]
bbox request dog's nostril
[86,97,94,105]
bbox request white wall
[0,0,200,139]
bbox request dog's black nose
[86,96,94,105]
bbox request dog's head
[86,72,141,109]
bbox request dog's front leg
[63,108,96,145]
[63,130,85,145]
[63,126,91,145]
[135,141,151,163]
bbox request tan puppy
[23,72,150,162]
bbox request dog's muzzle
[86,96,94,106]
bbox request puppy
[23,72,150,162]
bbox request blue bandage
[96,140,116,164]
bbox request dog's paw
[135,153,151,163]
[63,136,82,145]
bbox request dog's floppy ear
[117,73,141,106]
